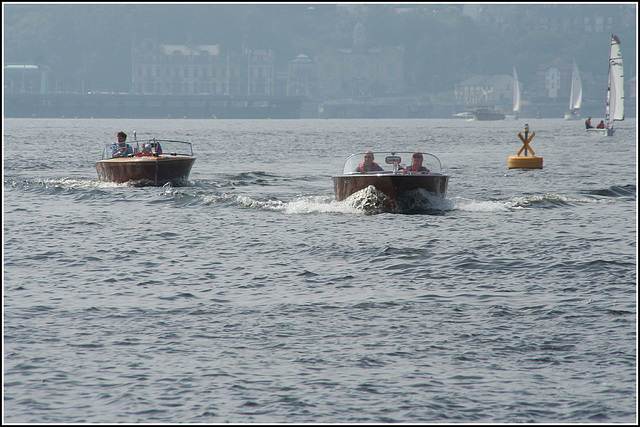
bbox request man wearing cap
[405,152,430,173]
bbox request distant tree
[3,4,636,95]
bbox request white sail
[569,61,582,110]
[606,34,624,124]
[512,66,521,112]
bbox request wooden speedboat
[472,106,505,121]
[332,151,449,210]
[95,138,196,186]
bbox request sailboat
[564,61,582,120]
[587,34,624,136]
[506,67,521,120]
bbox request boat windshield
[101,139,193,159]
[340,151,443,175]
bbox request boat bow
[96,138,196,186]
[332,151,449,210]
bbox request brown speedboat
[332,151,449,209]
[95,138,196,186]
[472,106,505,121]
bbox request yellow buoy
[509,124,543,169]
[508,155,543,168]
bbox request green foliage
[3,4,637,94]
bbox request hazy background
[3,3,637,100]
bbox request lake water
[3,117,637,423]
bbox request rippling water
[3,118,637,423]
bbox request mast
[512,66,521,113]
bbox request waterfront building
[4,64,50,94]
[454,74,513,108]
[314,22,404,99]
[286,22,404,100]
[132,38,275,96]
[287,54,317,97]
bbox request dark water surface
[3,118,637,423]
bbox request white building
[535,59,572,101]
[454,74,514,107]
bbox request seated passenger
[585,117,593,129]
[405,152,430,174]
[136,143,154,156]
[150,140,162,155]
[596,120,606,129]
[111,131,134,158]
[355,150,384,173]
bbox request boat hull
[452,112,473,119]
[472,110,505,121]
[586,128,614,136]
[332,174,449,205]
[95,155,196,185]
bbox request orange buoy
[508,155,543,169]
[509,124,543,169]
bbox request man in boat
[111,131,134,158]
[405,152,430,174]
[596,120,606,129]
[355,150,384,173]
[585,117,593,129]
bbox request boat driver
[111,131,134,158]
[405,152,430,174]
[355,150,384,173]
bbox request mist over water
[4,118,636,423]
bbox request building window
[324,64,334,80]
[595,16,604,32]
[606,16,613,30]
[386,64,395,79]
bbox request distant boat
[506,66,521,120]
[472,106,505,121]
[452,111,473,119]
[564,61,583,120]
[586,34,624,136]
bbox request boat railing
[341,151,443,175]
[101,139,193,159]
